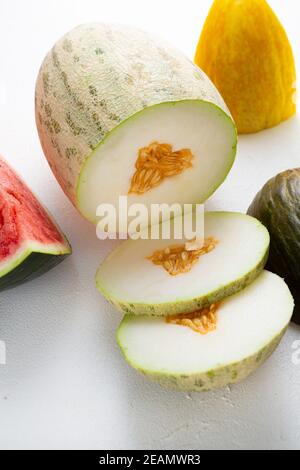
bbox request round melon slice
[117,271,294,392]
[0,156,71,291]
[96,212,270,316]
[35,23,237,225]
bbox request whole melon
[248,169,300,324]
[195,0,296,134]
[35,23,237,226]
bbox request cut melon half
[96,212,270,316]
[35,24,237,227]
[78,101,237,226]
[117,271,294,392]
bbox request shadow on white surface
[115,324,300,450]
[206,114,300,214]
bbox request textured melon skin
[248,169,300,325]
[35,23,235,211]
[96,249,269,317]
[195,0,296,134]
[117,321,287,392]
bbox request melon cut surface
[96,212,270,316]
[78,101,236,225]
[117,271,294,392]
[35,23,237,225]
[0,156,71,291]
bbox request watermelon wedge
[0,156,71,291]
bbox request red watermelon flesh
[0,156,67,263]
[0,156,71,293]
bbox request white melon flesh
[117,271,294,392]
[35,23,237,224]
[78,101,236,224]
[96,212,270,316]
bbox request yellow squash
[195,0,297,134]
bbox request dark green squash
[248,169,300,325]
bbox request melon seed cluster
[148,238,219,334]
[129,141,194,195]
[147,237,218,277]
[166,303,218,335]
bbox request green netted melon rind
[117,322,288,392]
[96,248,269,317]
[35,23,235,207]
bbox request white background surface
[0,0,300,450]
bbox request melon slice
[35,23,237,225]
[0,156,71,291]
[96,212,270,316]
[117,271,294,392]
